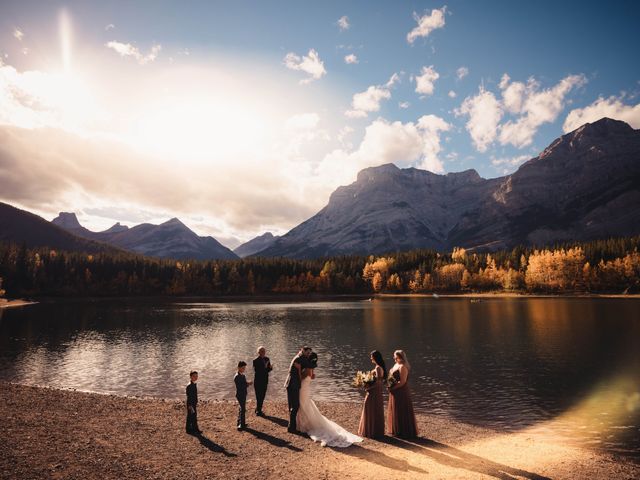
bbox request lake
[0,297,638,458]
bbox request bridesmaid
[358,350,386,438]
[387,349,418,439]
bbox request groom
[284,346,311,433]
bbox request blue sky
[0,1,639,246]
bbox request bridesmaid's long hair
[394,349,410,369]
[370,350,387,380]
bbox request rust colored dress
[387,368,418,438]
[357,366,385,438]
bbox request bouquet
[386,374,398,389]
[352,370,376,389]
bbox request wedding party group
[186,346,418,448]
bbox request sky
[1,0,639,248]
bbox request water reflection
[0,297,638,458]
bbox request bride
[297,351,363,447]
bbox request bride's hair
[308,352,318,369]
[370,350,387,380]
[394,349,410,369]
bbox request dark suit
[185,382,199,433]
[234,373,248,428]
[253,355,272,414]
[284,354,304,431]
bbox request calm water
[1,297,639,458]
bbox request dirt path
[0,383,637,479]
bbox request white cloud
[337,16,350,31]
[456,66,468,80]
[414,65,439,96]
[320,115,451,185]
[455,87,503,152]
[399,101,410,109]
[563,95,640,131]
[407,6,447,44]
[284,112,320,132]
[344,53,358,64]
[385,73,401,88]
[283,49,326,84]
[448,90,457,98]
[458,73,587,152]
[491,154,531,167]
[345,73,400,118]
[0,60,97,131]
[13,28,24,41]
[337,125,355,148]
[498,73,586,148]
[105,24,115,31]
[105,41,161,65]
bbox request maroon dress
[387,368,418,438]
[357,366,385,438]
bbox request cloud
[13,28,24,41]
[345,73,400,118]
[407,6,447,44]
[105,41,161,65]
[399,101,410,109]
[491,154,531,168]
[414,65,439,96]
[283,48,326,84]
[337,16,350,31]
[455,87,503,152]
[563,95,640,131]
[448,90,457,98]
[105,24,115,31]
[457,73,587,152]
[456,66,468,80]
[0,60,96,131]
[498,73,586,148]
[319,115,451,185]
[344,53,358,64]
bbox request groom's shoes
[255,410,265,417]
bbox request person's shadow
[336,443,428,474]
[244,427,303,452]
[264,415,289,428]
[195,433,236,457]
[383,436,552,480]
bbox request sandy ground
[1,383,638,479]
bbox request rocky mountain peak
[162,217,187,228]
[51,212,83,230]
[102,222,129,234]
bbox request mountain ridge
[256,117,640,258]
[51,213,238,260]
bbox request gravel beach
[1,382,638,479]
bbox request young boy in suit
[186,371,202,434]
[234,361,253,430]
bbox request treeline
[0,236,639,298]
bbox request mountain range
[257,117,640,258]
[0,117,638,260]
[0,202,121,254]
[51,213,238,260]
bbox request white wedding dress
[297,377,363,447]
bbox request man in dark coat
[284,346,310,433]
[252,346,273,416]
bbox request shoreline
[0,298,38,309]
[376,292,640,299]
[1,382,637,479]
